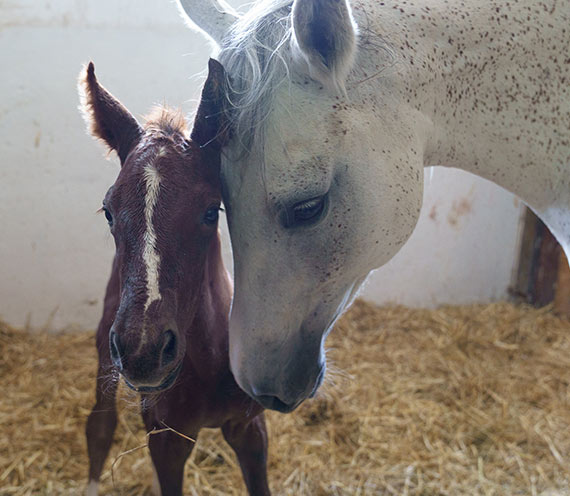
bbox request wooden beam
[513,208,569,316]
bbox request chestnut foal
[79,61,270,496]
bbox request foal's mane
[143,106,189,141]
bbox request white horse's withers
[178,0,570,412]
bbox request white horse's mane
[218,0,295,156]
[216,0,394,157]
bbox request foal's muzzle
[109,328,182,392]
[123,360,184,393]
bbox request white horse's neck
[350,0,569,249]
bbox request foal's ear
[291,0,358,93]
[191,58,227,148]
[78,62,143,164]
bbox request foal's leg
[222,414,271,496]
[86,259,120,496]
[143,409,196,496]
[85,359,118,495]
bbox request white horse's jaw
[228,309,327,412]
[227,272,376,411]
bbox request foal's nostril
[160,330,178,368]
[109,330,123,370]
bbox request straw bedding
[1,300,569,495]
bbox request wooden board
[514,208,570,317]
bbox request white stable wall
[361,167,523,307]
[0,0,523,331]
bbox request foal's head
[79,60,225,392]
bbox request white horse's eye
[285,195,327,228]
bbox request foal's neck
[185,232,232,371]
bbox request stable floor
[1,300,569,495]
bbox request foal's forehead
[130,139,187,178]
[115,137,220,203]
[125,105,194,181]
[107,142,170,199]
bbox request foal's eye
[203,206,221,226]
[102,207,113,226]
[286,195,327,228]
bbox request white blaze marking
[143,163,162,312]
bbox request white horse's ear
[177,0,239,46]
[291,0,358,93]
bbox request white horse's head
[179,0,426,411]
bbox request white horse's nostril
[309,365,326,398]
[254,394,299,413]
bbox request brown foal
[79,60,270,496]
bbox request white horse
[178,0,570,412]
